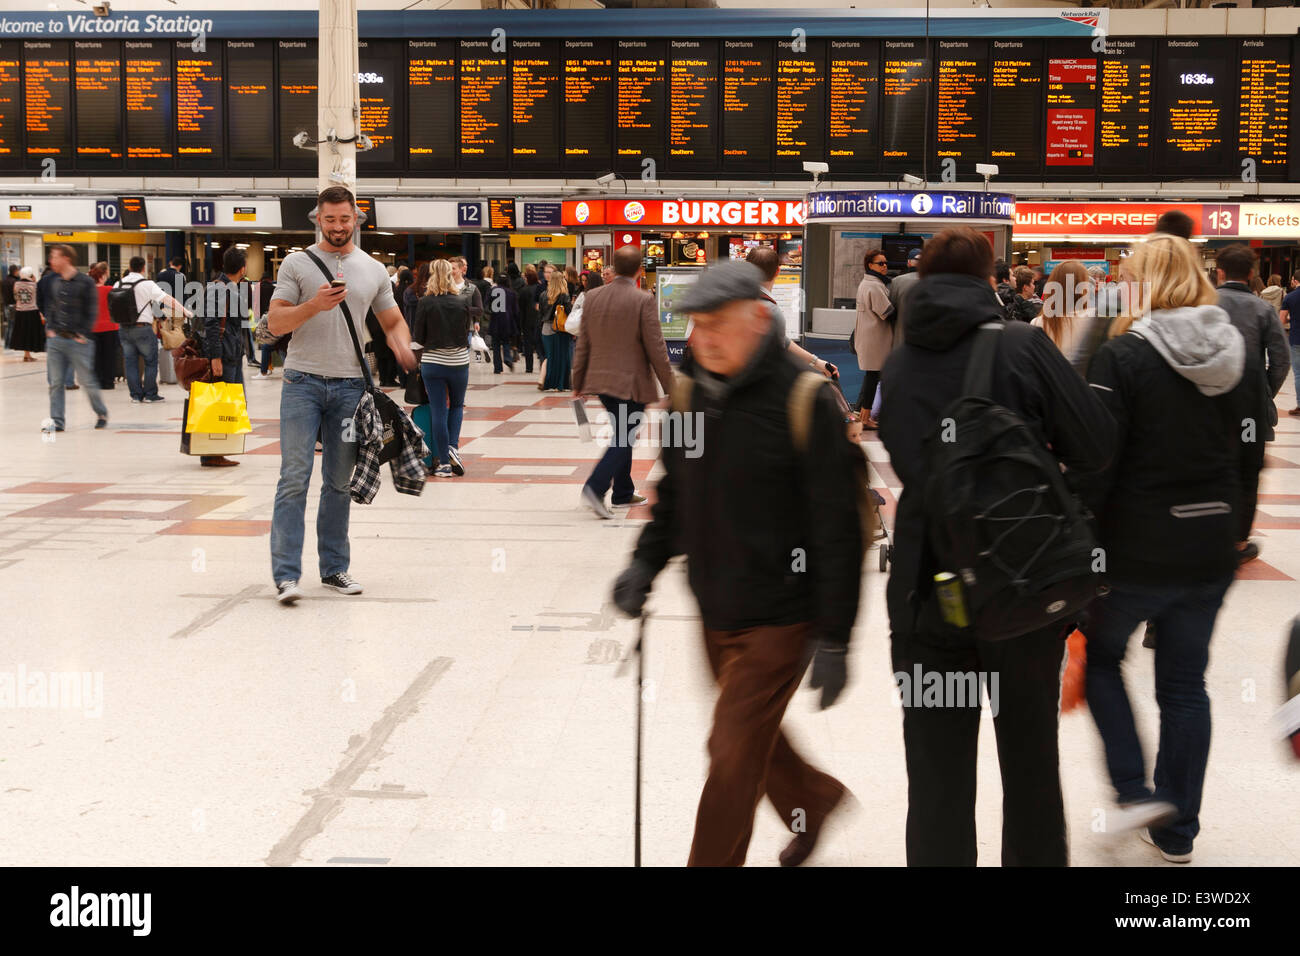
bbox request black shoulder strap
[303,247,374,389]
[960,321,1004,400]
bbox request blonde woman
[411,259,474,477]
[1081,234,1247,864]
[539,268,574,391]
[1032,260,1111,376]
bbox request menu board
[74,41,122,166]
[668,40,718,171]
[989,40,1043,174]
[175,40,222,168]
[459,39,508,168]
[407,39,456,170]
[124,40,172,166]
[1158,38,1231,175]
[721,39,772,173]
[775,39,825,171]
[24,41,71,164]
[828,39,879,173]
[563,39,613,171]
[933,40,988,169]
[226,40,273,167]
[881,40,930,171]
[1237,38,1290,179]
[1046,43,1096,167]
[0,42,19,168]
[277,40,316,171]
[358,40,400,168]
[616,40,666,172]
[1098,38,1153,173]
[511,39,560,169]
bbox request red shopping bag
[1062,629,1087,713]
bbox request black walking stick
[616,611,648,867]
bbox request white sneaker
[1139,827,1193,864]
[446,446,465,476]
[580,486,614,519]
[276,580,303,605]
[1108,800,1178,834]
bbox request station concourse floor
[1,350,1297,867]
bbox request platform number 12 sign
[457,202,482,228]
[191,202,215,226]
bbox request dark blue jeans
[419,362,469,463]
[118,323,160,400]
[1084,576,1233,854]
[585,396,645,504]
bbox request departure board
[489,198,516,230]
[358,40,400,168]
[23,41,71,164]
[563,39,613,171]
[0,42,23,168]
[775,40,825,171]
[74,41,122,166]
[119,195,148,229]
[828,39,878,172]
[668,40,718,171]
[1158,38,1231,175]
[616,40,666,172]
[175,39,222,168]
[1046,44,1095,167]
[989,40,1043,174]
[1098,38,1153,173]
[124,41,172,166]
[278,40,316,171]
[721,39,772,173]
[881,40,930,172]
[459,39,508,168]
[407,39,456,171]
[1237,38,1290,179]
[226,40,273,167]
[934,40,988,169]
[511,39,560,170]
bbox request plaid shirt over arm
[350,390,431,504]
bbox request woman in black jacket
[517,264,542,374]
[411,259,476,478]
[489,272,520,373]
[1081,234,1247,864]
[539,270,573,392]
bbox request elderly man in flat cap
[612,260,868,867]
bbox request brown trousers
[687,621,846,866]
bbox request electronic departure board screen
[668,40,719,171]
[118,195,148,230]
[489,198,516,230]
[616,40,666,173]
[358,40,401,169]
[1046,42,1096,168]
[408,39,456,171]
[563,40,613,172]
[24,41,71,165]
[775,40,825,172]
[828,39,878,174]
[1158,38,1231,176]
[74,41,122,167]
[933,40,988,170]
[989,40,1043,175]
[881,40,930,172]
[124,41,172,167]
[0,42,23,169]
[721,40,772,174]
[1098,38,1153,174]
[175,39,222,168]
[459,39,509,169]
[511,39,560,170]
[1237,37,1290,180]
[278,40,316,171]
[356,196,377,231]
[226,40,273,167]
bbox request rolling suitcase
[157,344,178,385]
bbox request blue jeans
[586,396,645,504]
[1291,344,1300,406]
[270,369,365,583]
[419,362,469,463]
[1084,576,1233,854]
[45,336,107,428]
[118,323,159,400]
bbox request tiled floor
[1,350,1297,867]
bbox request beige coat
[854,274,894,371]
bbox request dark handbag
[173,314,224,390]
[404,366,428,405]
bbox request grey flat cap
[678,260,765,313]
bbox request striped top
[421,345,469,367]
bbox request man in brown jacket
[573,245,674,519]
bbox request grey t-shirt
[272,244,397,378]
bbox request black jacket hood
[903,273,1007,352]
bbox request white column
[316,0,361,238]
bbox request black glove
[613,560,655,618]
[808,640,848,709]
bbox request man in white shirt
[116,254,191,403]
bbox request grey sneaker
[276,580,303,605]
[1109,799,1178,834]
[142,395,165,403]
[321,572,363,595]
[581,485,614,519]
[1139,827,1193,864]
[612,493,648,507]
[447,446,465,476]
[432,464,454,478]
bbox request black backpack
[917,322,1103,642]
[108,278,149,327]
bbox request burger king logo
[574,201,591,224]
[623,201,645,223]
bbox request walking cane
[616,611,648,867]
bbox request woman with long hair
[540,269,574,391]
[9,266,43,361]
[1033,260,1111,376]
[1082,234,1247,863]
[411,259,474,478]
[88,262,120,389]
[518,264,542,374]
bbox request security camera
[802,161,829,176]
[595,173,618,187]
[292,131,312,149]
[975,163,1000,177]
[92,2,111,17]
[901,173,925,186]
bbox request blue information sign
[191,202,216,226]
[94,200,120,225]
[805,190,1016,222]
[523,202,562,228]
[457,202,483,228]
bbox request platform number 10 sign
[95,200,120,225]
[191,202,215,226]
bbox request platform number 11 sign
[191,202,215,226]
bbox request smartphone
[330,279,347,289]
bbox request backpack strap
[788,370,826,455]
[961,321,1004,400]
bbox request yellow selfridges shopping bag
[186,381,252,434]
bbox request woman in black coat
[489,273,520,373]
